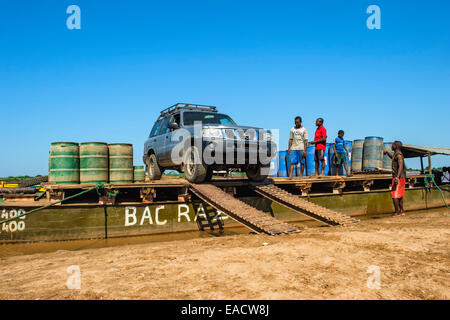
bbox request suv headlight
[202,128,223,138]
[257,130,273,141]
[259,130,272,141]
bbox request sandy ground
[0,209,449,300]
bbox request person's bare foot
[319,174,325,177]
[392,212,405,217]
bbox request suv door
[156,116,173,166]
[159,113,183,166]
[149,116,170,166]
[164,113,182,166]
[144,119,163,159]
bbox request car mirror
[168,122,179,130]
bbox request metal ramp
[189,183,300,235]
[192,202,224,231]
[251,184,360,226]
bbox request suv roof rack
[158,103,218,119]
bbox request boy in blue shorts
[288,116,308,177]
[333,130,351,176]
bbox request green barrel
[134,165,145,182]
[49,142,80,184]
[80,142,109,184]
[109,143,133,184]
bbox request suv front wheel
[183,146,207,183]
[146,153,162,180]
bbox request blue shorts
[288,150,305,165]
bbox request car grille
[237,129,257,141]
[222,129,258,141]
[224,129,236,139]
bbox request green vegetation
[406,167,447,172]
[425,167,447,172]
[163,172,185,177]
[232,172,246,176]
[0,175,43,182]
[162,171,247,177]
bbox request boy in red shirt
[310,118,327,177]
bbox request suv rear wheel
[146,153,162,180]
[246,165,269,182]
[183,146,207,183]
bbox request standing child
[333,130,351,176]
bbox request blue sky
[1,0,449,176]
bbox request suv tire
[205,167,214,181]
[246,165,269,182]
[183,146,207,183]
[146,153,162,180]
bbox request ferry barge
[1,172,447,243]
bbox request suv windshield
[183,112,236,126]
[149,120,163,137]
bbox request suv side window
[159,116,172,135]
[149,120,163,137]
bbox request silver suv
[143,103,276,183]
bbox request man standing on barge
[384,141,407,216]
[287,116,308,178]
[310,118,327,177]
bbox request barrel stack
[48,142,140,185]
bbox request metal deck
[2,174,429,208]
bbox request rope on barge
[0,183,110,225]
